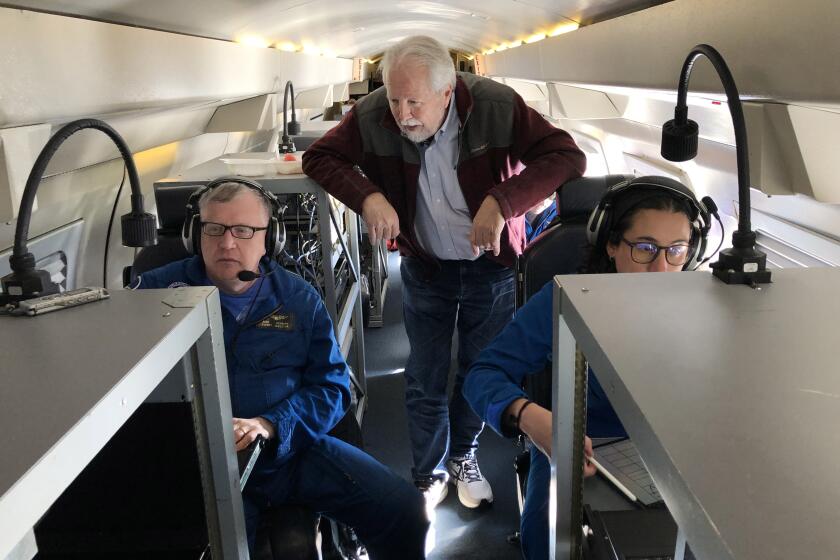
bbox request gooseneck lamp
[1,118,157,303]
[280,80,300,154]
[661,44,771,285]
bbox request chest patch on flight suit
[256,311,295,331]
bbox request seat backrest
[516,174,632,306]
[123,235,190,287]
[516,174,631,410]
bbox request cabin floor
[361,253,632,559]
[361,251,524,559]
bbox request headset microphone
[237,270,260,282]
[237,265,277,282]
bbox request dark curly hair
[583,193,695,274]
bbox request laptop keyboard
[593,439,662,505]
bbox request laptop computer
[592,438,662,506]
[237,434,266,491]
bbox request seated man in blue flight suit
[136,178,428,558]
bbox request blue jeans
[521,446,550,560]
[401,256,515,479]
[243,436,428,559]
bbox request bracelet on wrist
[515,400,534,432]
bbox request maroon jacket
[302,72,586,270]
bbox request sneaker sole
[435,482,449,507]
[454,482,493,509]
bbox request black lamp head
[121,193,158,247]
[287,119,300,136]
[661,106,699,162]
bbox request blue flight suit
[138,256,427,558]
[463,281,626,559]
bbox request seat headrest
[132,235,189,276]
[558,174,633,220]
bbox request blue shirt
[413,92,479,261]
[463,281,627,439]
[218,272,271,324]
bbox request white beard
[399,119,433,143]
[401,127,433,143]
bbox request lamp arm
[13,118,150,261]
[675,45,751,234]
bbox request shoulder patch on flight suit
[257,311,295,331]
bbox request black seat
[516,174,631,410]
[505,174,631,541]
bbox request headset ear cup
[693,226,708,268]
[586,206,603,247]
[274,218,286,256]
[264,216,275,258]
[182,214,199,255]
[684,225,705,269]
[192,215,202,256]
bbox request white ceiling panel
[4,0,669,57]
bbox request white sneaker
[446,456,493,508]
[415,476,449,518]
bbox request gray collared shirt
[413,92,479,261]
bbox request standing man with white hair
[303,36,585,512]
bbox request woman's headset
[181,176,286,258]
[586,175,714,270]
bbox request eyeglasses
[200,221,267,240]
[621,238,691,266]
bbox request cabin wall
[553,108,840,265]
[0,8,353,290]
[482,0,840,263]
[482,0,840,108]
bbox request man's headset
[586,175,717,270]
[182,176,286,258]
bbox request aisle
[361,252,524,559]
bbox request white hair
[380,36,456,93]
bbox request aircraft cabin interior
[1,0,838,559]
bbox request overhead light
[508,40,523,49]
[495,44,508,52]
[275,41,299,52]
[525,33,546,44]
[482,49,495,55]
[548,22,579,37]
[236,34,270,48]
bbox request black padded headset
[181,176,285,258]
[586,175,712,270]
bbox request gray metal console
[550,268,840,560]
[0,287,248,559]
[154,158,367,424]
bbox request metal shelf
[550,268,840,560]
[0,288,247,559]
